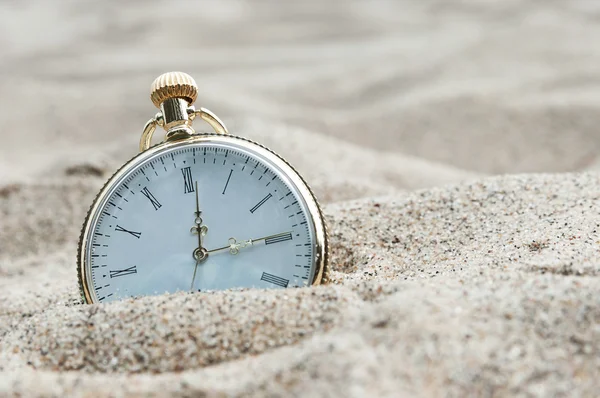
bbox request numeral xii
[182,167,194,194]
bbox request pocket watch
[77,72,329,304]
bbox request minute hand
[207,231,293,255]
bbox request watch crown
[150,71,198,108]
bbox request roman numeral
[222,169,233,195]
[181,167,194,194]
[265,232,293,245]
[141,187,162,210]
[115,225,141,239]
[109,266,137,279]
[250,193,272,213]
[261,272,289,288]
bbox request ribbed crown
[150,72,198,108]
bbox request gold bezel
[77,133,329,304]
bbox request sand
[1,1,600,397]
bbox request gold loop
[193,107,229,135]
[139,118,158,152]
[139,107,229,152]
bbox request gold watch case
[77,73,329,304]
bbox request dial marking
[222,169,233,195]
[140,169,150,182]
[265,232,293,245]
[110,266,137,279]
[181,167,194,194]
[261,272,289,288]
[115,225,141,239]
[250,193,273,214]
[141,187,162,210]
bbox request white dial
[82,137,320,303]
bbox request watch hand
[193,181,206,249]
[190,181,208,292]
[207,231,292,255]
[191,181,209,260]
[190,258,200,291]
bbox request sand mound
[1,173,599,396]
[2,287,353,373]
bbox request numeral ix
[110,266,137,279]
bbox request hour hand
[207,231,293,255]
[228,237,253,255]
[205,238,249,255]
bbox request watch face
[80,137,321,303]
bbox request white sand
[1,1,600,397]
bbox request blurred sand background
[1,0,600,396]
